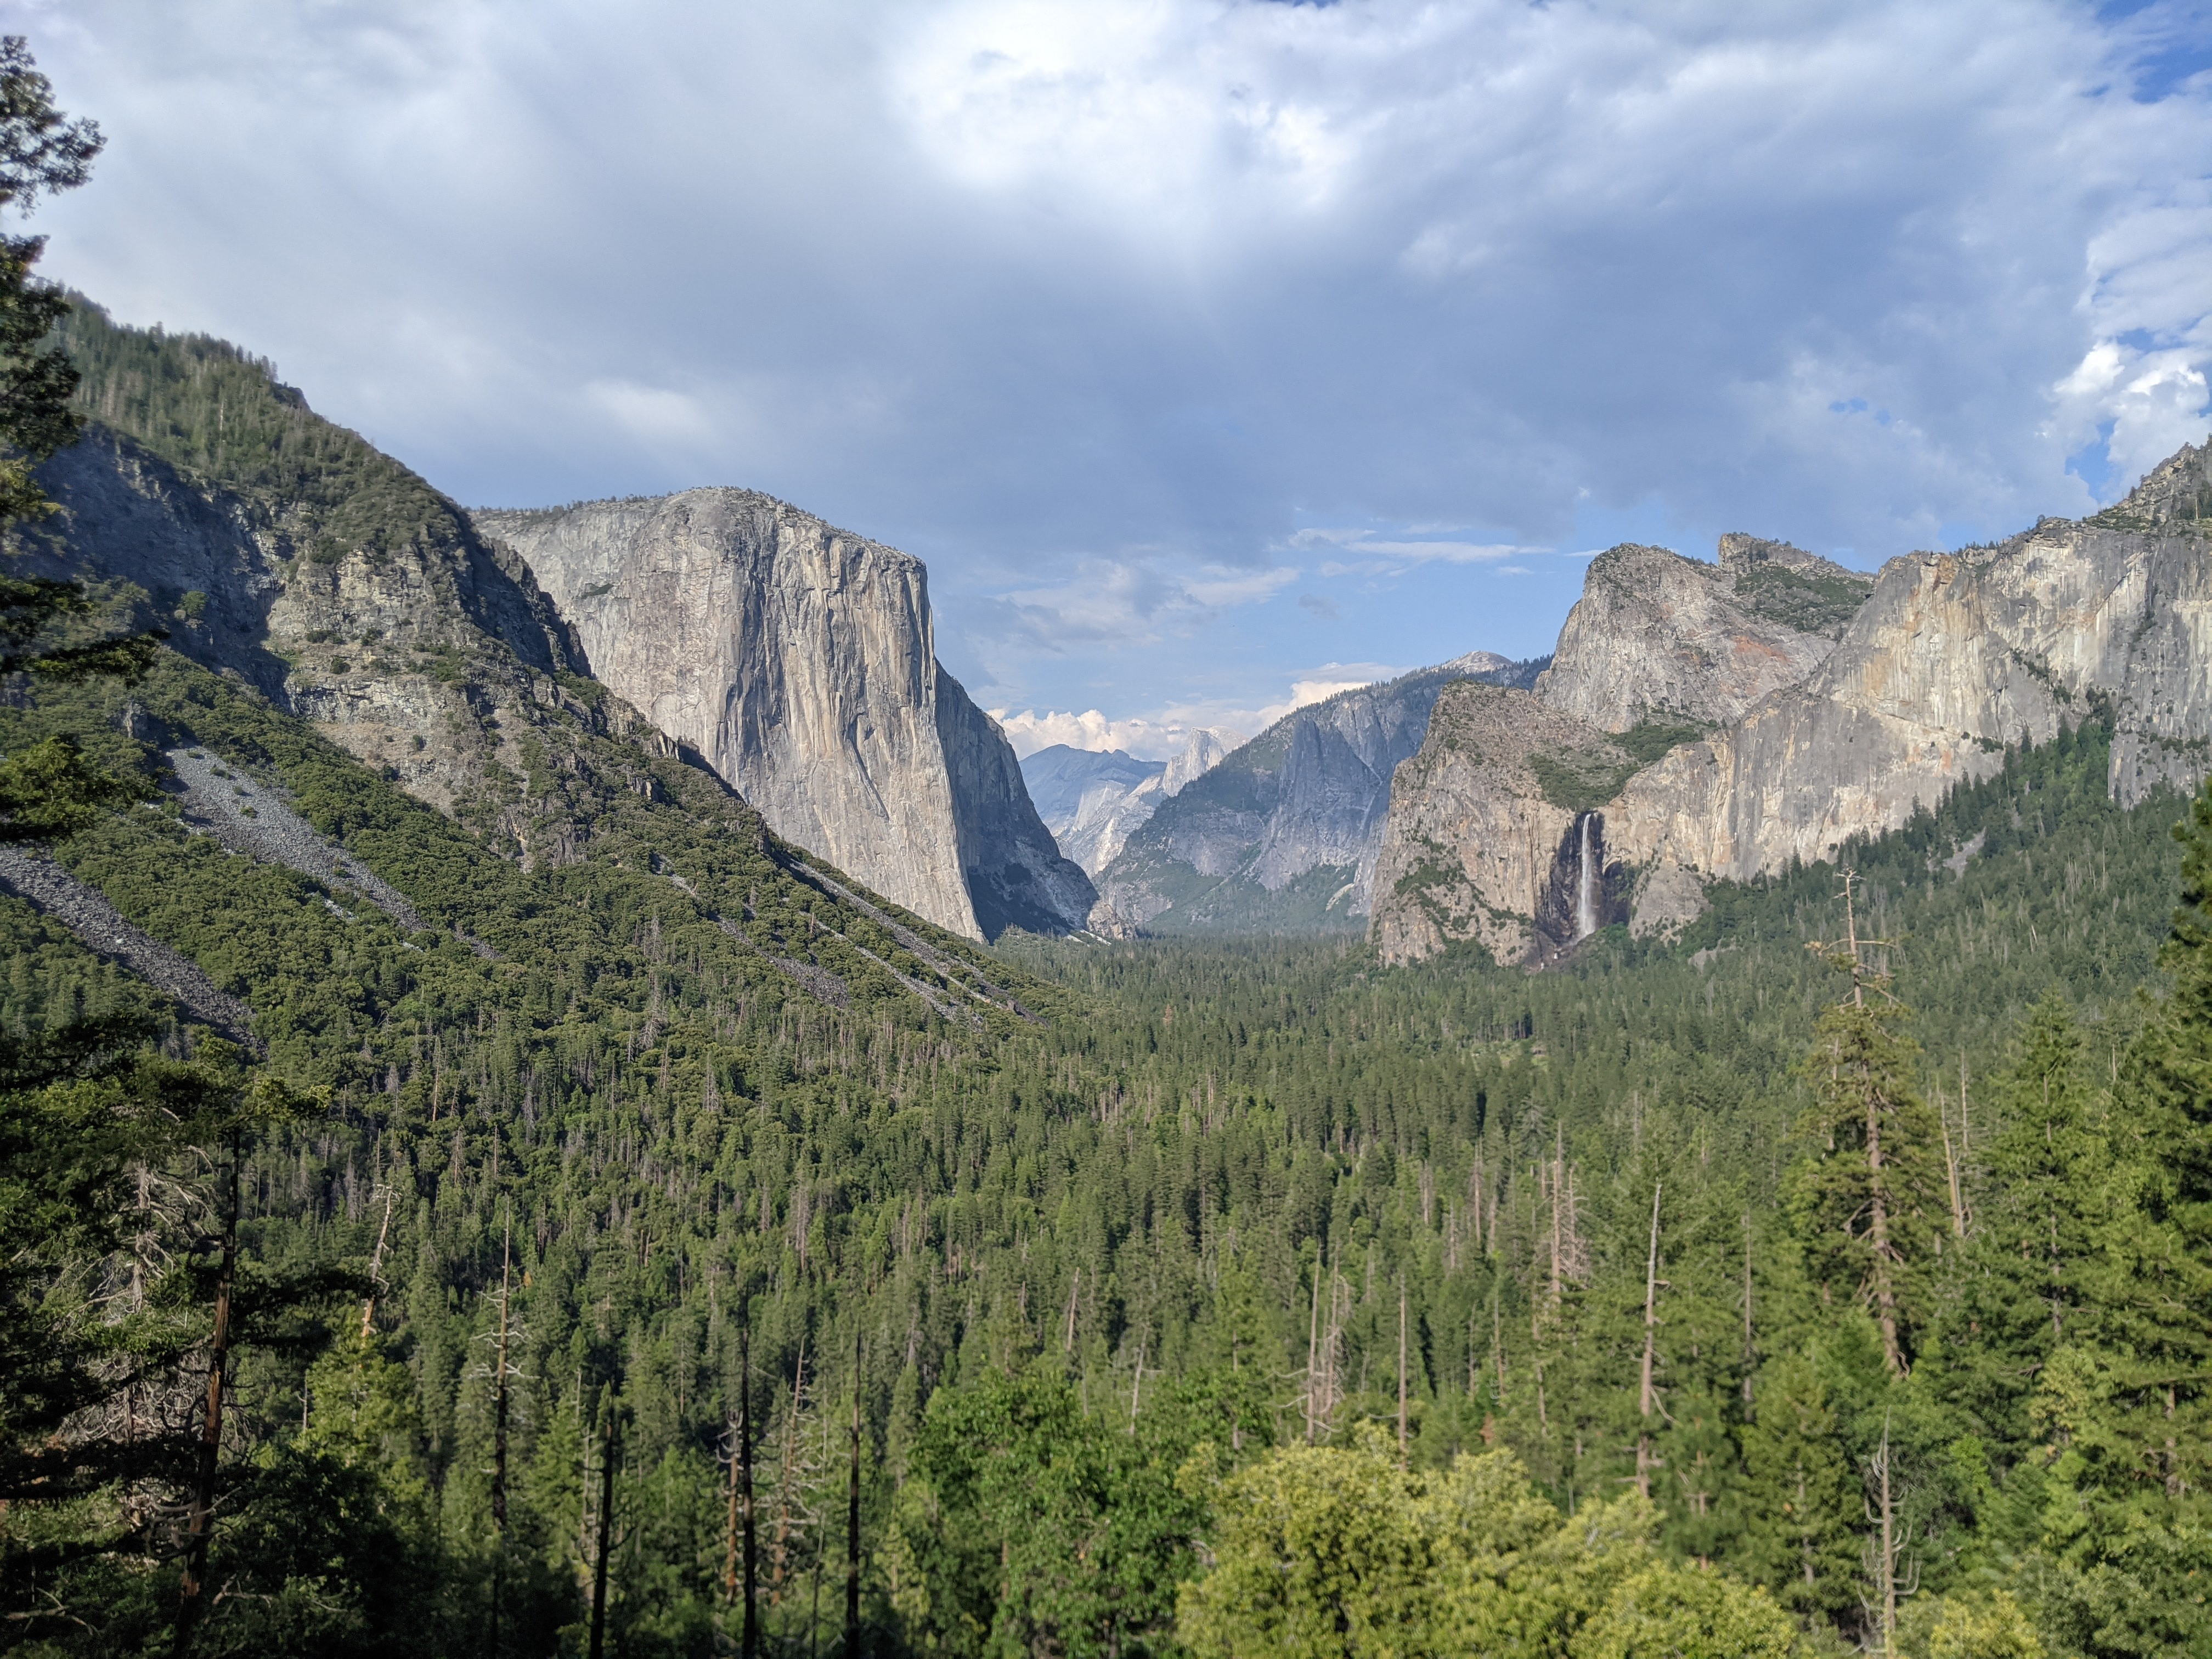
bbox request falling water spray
[1576,814,1598,939]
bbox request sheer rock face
[1368,442,2212,964]
[1369,683,1630,967]
[934,667,1104,940]
[1094,670,1453,930]
[1161,727,1242,797]
[1609,479,2212,879]
[473,491,1096,941]
[1532,540,1868,733]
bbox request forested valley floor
[5,647,2211,1659]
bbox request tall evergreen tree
[1788,876,1944,1374]
[2098,783,2212,1515]
[1931,994,2109,1459]
[1734,1353,1861,1628]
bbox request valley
[7,298,2212,1659]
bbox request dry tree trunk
[1635,1183,1663,1500]
[174,1126,240,1657]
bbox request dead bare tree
[1634,1182,1667,1500]
[1862,1411,1918,1655]
[173,1117,241,1657]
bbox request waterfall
[1576,813,1598,939]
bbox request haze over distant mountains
[1019,728,1243,876]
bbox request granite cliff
[1092,652,1545,932]
[1610,443,2212,894]
[473,492,1096,940]
[1368,442,2212,966]
[1533,538,1870,733]
[1368,682,1633,967]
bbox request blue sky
[10,0,2210,756]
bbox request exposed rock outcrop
[473,491,1096,940]
[1369,683,1631,966]
[936,667,1103,940]
[1532,539,1870,733]
[0,848,261,1047]
[1161,727,1243,796]
[1093,654,1548,932]
[1610,462,2212,877]
[22,423,592,827]
[1368,438,2212,966]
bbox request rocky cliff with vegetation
[34,303,607,857]
[1368,683,1633,966]
[1368,450,2212,964]
[13,295,2212,1659]
[1611,448,2212,886]
[1532,537,1869,732]
[33,301,1092,943]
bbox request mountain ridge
[1366,447,2212,965]
[1092,653,1548,933]
[41,298,1092,944]
[1022,726,1243,876]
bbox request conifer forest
[3,32,2211,1659]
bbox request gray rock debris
[0,848,261,1049]
[168,747,424,929]
[165,748,498,960]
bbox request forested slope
[8,624,2208,1658]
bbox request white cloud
[1293,529,1535,571]
[977,556,1297,652]
[992,708,1186,759]
[1279,670,1384,711]
[995,659,1400,759]
[13,0,2210,719]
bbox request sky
[9,0,2210,759]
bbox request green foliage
[1575,1565,1798,1659]
[57,298,466,565]
[1727,562,1874,638]
[1179,1431,1445,1659]
[1788,987,1943,1373]
[1526,735,1639,814]
[1734,1356,1859,1625]
[1181,1432,1781,1659]
[1613,719,1710,766]
[894,1367,1218,1659]
[0,731,147,841]
[1910,1590,2045,1659]
[2,620,2209,1652]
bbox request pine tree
[1930,994,2108,1458]
[2055,783,2212,1522]
[1789,873,1944,1374]
[1735,1353,1861,1627]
